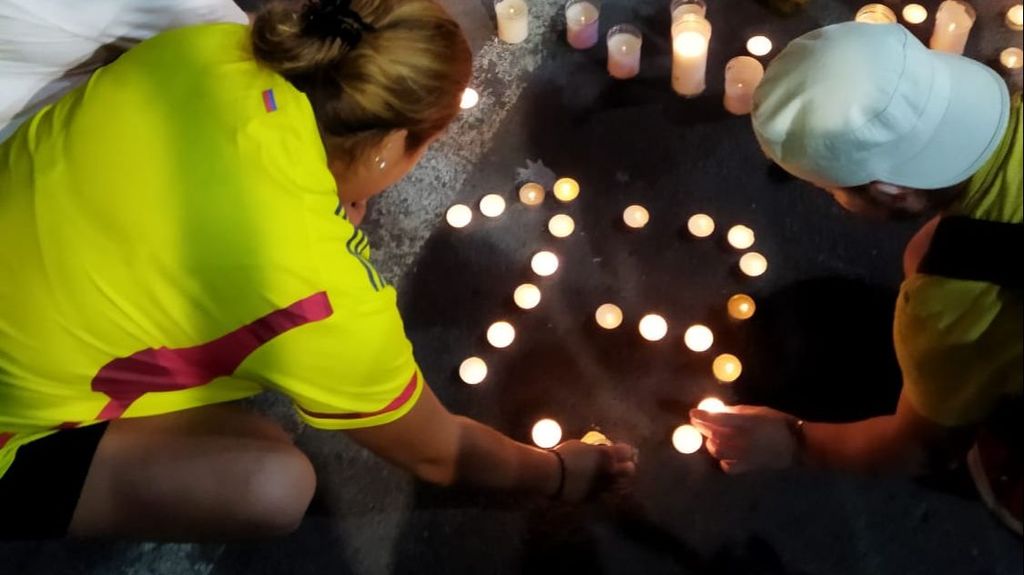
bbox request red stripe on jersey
[297,371,419,421]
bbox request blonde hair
[252,0,471,163]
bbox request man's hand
[554,440,637,501]
[689,405,799,474]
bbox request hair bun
[303,0,375,49]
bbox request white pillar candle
[519,182,545,206]
[531,251,560,276]
[712,353,742,382]
[460,88,480,110]
[683,324,713,352]
[487,321,516,348]
[672,424,703,454]
[623,205,650,228]
[479,194,506,218]
[727,294,756,320]
[1007,4,1024,31]
[638,314,668,341]
[739,252,768,277]
[930,1,975,55]
[670,0,706,21]
[606,25,643,80]
[726,224,756,249]
[745,35,772,57]
[548,214,576,238]
[1001,47,1023,71]
[901,4,928,25]
[531,418,563,448]
[446,204,472,228]
[671,14,712,97]
[566,0,600,50]
[553,177,580,202]
[595,303,624,329]
[723,56,764,116]
[855,4,897,24]
[495,0,529,44]
[687,213,715,237]
[697,397,727,413]
[459,357,488,385]
[513,283,542,309]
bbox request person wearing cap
[691,22,1022,533]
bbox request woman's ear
[374,129,409,167]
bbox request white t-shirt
[0,0,248,142]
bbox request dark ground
[2,0,1022,574]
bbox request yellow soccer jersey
[0,24,422,478]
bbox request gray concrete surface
[2,0,1022,574]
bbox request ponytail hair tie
[303,0,375,49]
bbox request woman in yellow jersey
[0,0,635,539]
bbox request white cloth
[0,0,248,142]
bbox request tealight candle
[639,314,668,341]
[697,397,727,414]
[1007,4,1024,30]
[739,252,768,277]
[746,35,773,57]
[446,204,472,228]
[723,56,764,116]
[683,324,713,352]
[532,418,563,448]
[712,353,742,382]
[514,283,542,310]
[687,213,715,237]
[553,177,580,202]
[566,0,601,50]
[595,303,624,329]
[606,25,643,80]
[519,182,545,206]
[1001,47,1023,70]
[548,214,576,238]
[930,0,975,55]
[623,205,650,228]
[495,0,529,44]
[672,424,703,454]
[480,194,506,218]
[726,224,756,249]
[902,3,928,24]
[460,88,480,110]
[531,250,560,276]
[727,294,756,320]
[855,3,897,24]
[459,357,488,385]
[671,9,712,97]
[487,321,516,348]
[581,430,612,445]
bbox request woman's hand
[553,440,637,501]
[689,405,800,474]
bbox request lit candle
[513,283,542,310]
[1007,4,1024,31]
[1001,47,1023,70]
[687,213,715,237]
[670,0,706,21]
[671,424,703,454]
[606,25,643,80]
[553,177,580,202]
[639,314,668,341]
[727,294,756,320]
[459,357,488,385]
[623,205,650,229]
[446,204,472,228]
[565,0,600,50]
[902,3,928,24]
[519,182,545,206]
[712,353,742,382]
[930,1,975,55]
[495,0,529,44]
[531,250,560,276]
[855,4,897,24]
[739,252,768,277]
[460,87,480,110]
[746,35,773,57]
[548,214,576,238]
[595,303,624,329]
[726,224,756,249]
[479,194,506,218]
[532,418,563,448]
[671,9,712,97]
[487,321,516,348]
[581,430,612,445]
[697,397,727,413]
[723,56,764,116]
[683,324,713,352]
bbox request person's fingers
[706,437,743,461]
[610,460,636,478]
[720,458,753,475]
[690,409,758,430]
[607,443,635,463]
[690,418,740,441]
[719,459,738,473]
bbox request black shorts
[0,423,109,539]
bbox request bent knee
[242,445,316,536]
